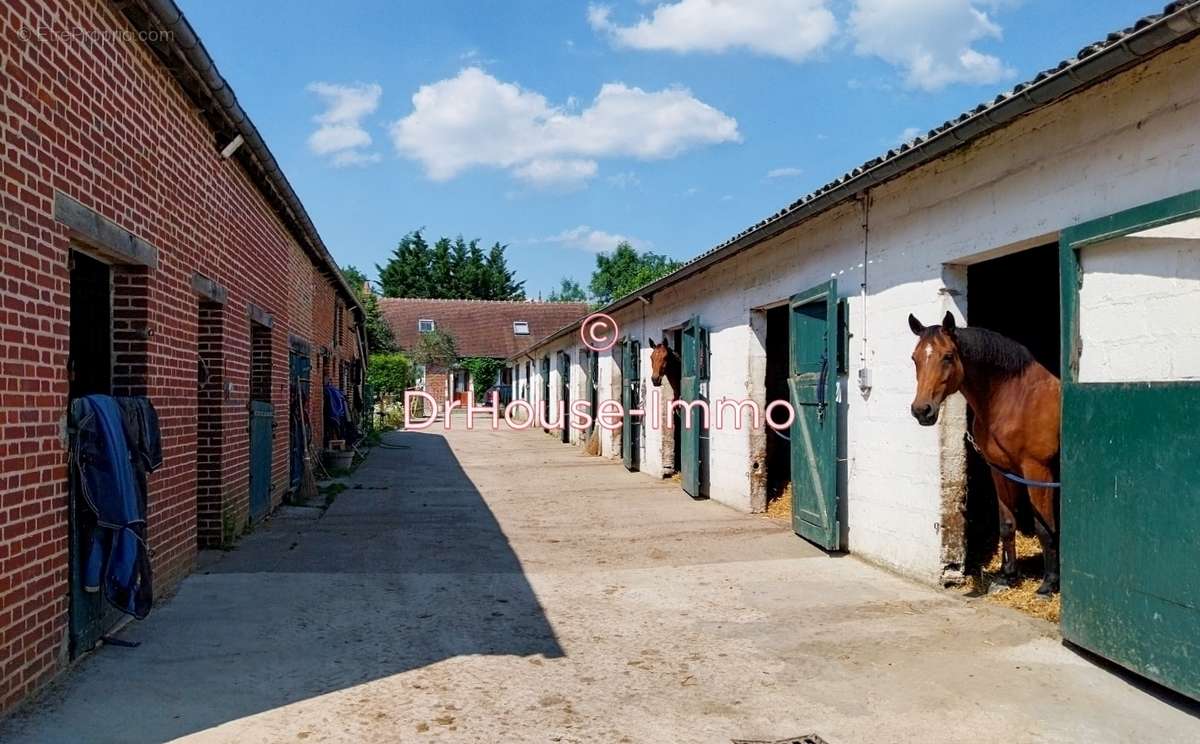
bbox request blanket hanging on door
[323,382,359,446]
[70,395,161,619]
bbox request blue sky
[180,0,1151,298]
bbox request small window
[418,319,435,333]
[513,321,529,335]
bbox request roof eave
[514,2,1200,359]
[119,0,365,318]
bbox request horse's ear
[908,314,924,336]
[942,311,957,334]
[647,337,658,348]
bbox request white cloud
[589,0,836,62]
[849,0,1016,91]
[307,82,382,167]
[607,171,642,189]
[389,67,740,184]
[766,166,803,178]
[332,150,383,167]
[541,226,651,254]
[513,159,599,189]
[590,0,835,61]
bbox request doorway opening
[659,327,683,477]
[558,351,571,444]
[67,250,119,658]
[763,304,791,519]
[963,243,1060,573]
[541,356,551,433]
[196,301,225,547]
[580,348,599,454]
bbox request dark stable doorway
[669,327,683,475]
[764,305,791,509]
[68,250,119,657]
[964,243,1060,571]
[69,252,112,398]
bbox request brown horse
[647,338,681,401]
[908,311,1061,595]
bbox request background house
[380,299,587,405]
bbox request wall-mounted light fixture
[219,134,245,160]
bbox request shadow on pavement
[1,430,562,744]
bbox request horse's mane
[944,326,1035,377]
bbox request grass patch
[319,481,346,508]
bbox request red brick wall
[195,302,224,547]
[425,369,449,402]
[0,0,362,712]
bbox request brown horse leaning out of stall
[648,338,682,401]
[908,311,1062,595]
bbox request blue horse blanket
[71,394,157,619]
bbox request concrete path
[3,424,1198,743]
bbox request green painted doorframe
[621,338,641,472]
[1059,189,1200,702]
[679,316,710,499]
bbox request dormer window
[513,321,530,335]
[418,319,435,333]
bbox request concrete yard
[3,423,1198,743]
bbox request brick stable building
[380,298,588,404]
[0,0,365,712]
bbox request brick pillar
[196,302,225,547]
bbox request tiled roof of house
[380,298,590,359]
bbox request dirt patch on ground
[964,534,1060,623]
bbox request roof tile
[380,298,589,359]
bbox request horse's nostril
[912,403,933,419]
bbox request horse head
[647,337,681,396]
[907,311,964,426]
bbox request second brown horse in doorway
[908,311,1061,595]
[648,338,682,401]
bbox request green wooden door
[621,339,641,471]
[788,280,840,550]
[541,356,550,427]
[1059,191,1200,701]
[559,352,571,444]
[679,316,710,499]
[248,401,273,522]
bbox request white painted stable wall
[517,39,1200,582]
[1079,217,1200,382]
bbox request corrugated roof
[381,299,590,359]
[514,1,1200,357]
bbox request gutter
[514,1,1200,358]
[119,0,364,323]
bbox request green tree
[460,356,505,403]
[377,231,433,298]
[484,242,525,300]
[366,352,412,400]
[377,230,525,300]
[341,265,369,293]
[588,242,681,305]
[409,329,458,369]
[546,277,587,303]
[341,265,396,353]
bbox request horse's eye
[942,354,953,364]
